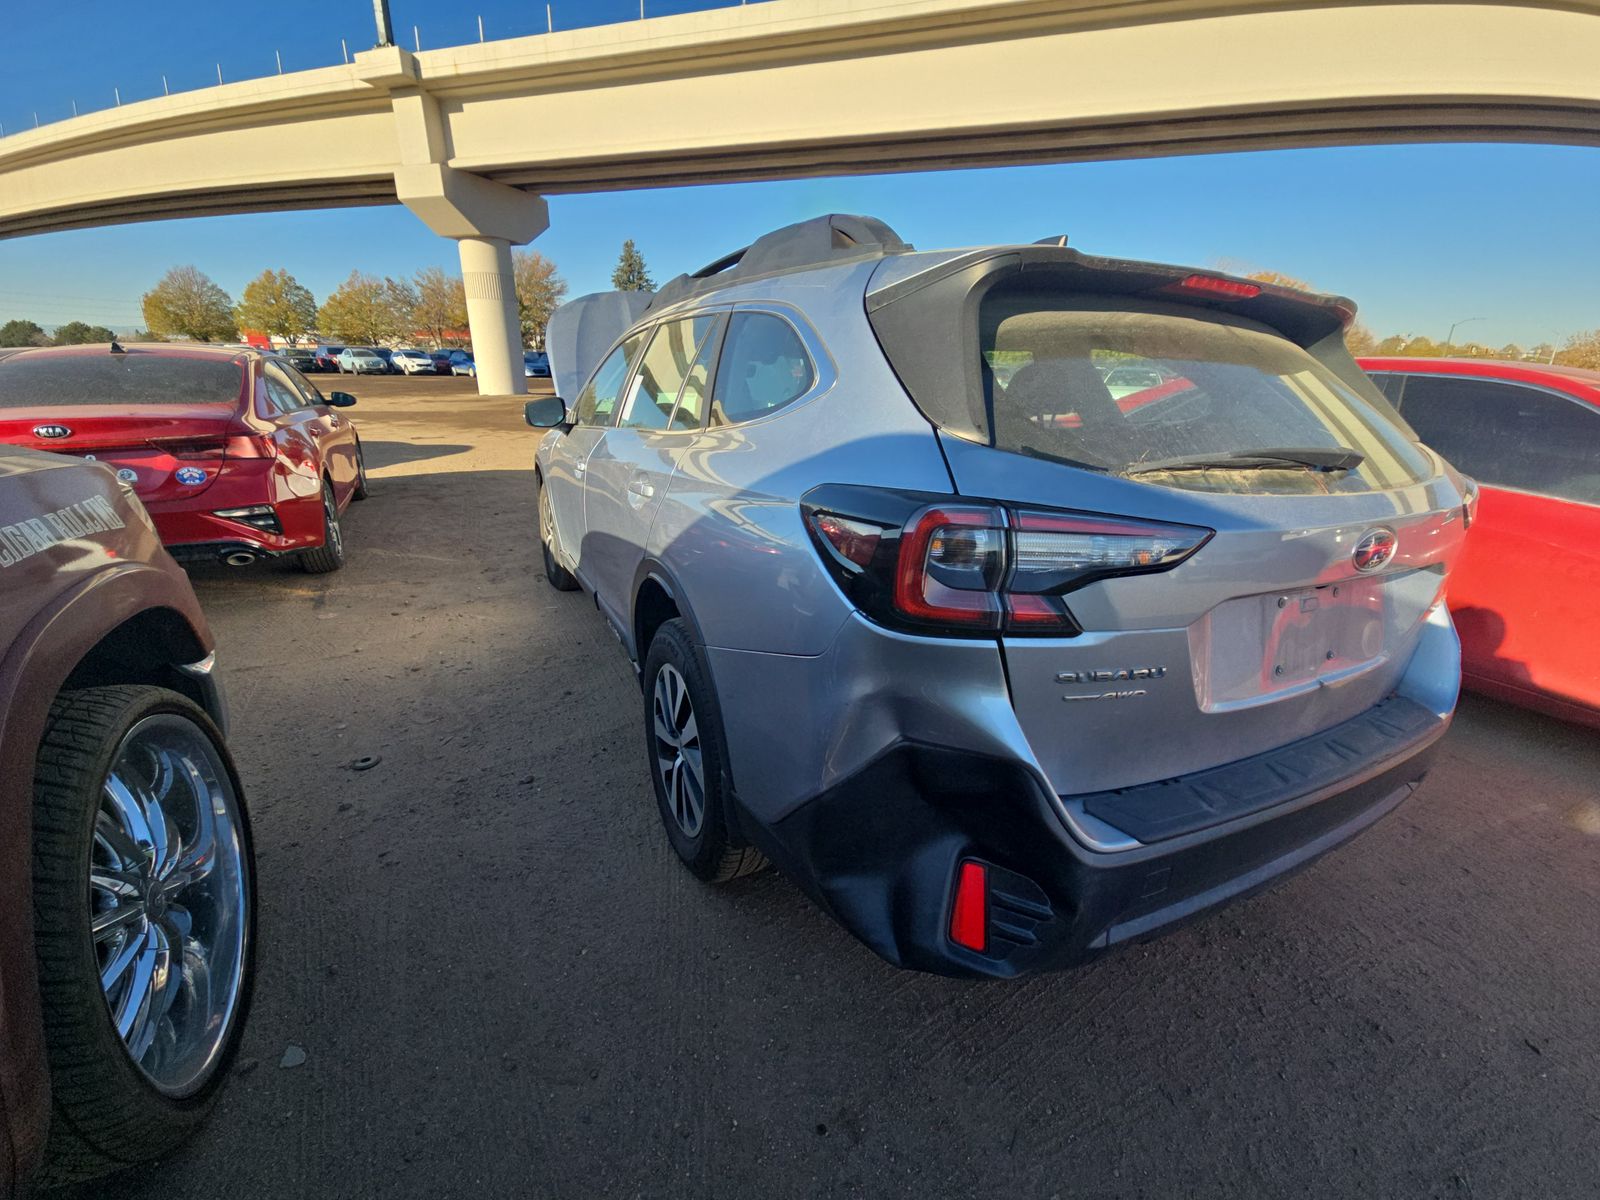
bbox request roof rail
[648,213,911,311]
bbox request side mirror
[327,392,358,408]
[525,396,570,429]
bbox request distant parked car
[0,343,367,573]
[427,351,455,375]
[367,347,400,374]
[336,348,387,375]
[280,347,320,373]
[449,352,476,378]
[390,348,435,375]
[0,444,255,1189]
[314,345,345,372]
[1360,356,1600,727]
[524,350,551,378]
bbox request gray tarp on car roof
[547,290,654,403]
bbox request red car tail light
[1166,274,1262,300]
[802,486,1211,637]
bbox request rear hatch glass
[980,293,1432,495]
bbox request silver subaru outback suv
[528,214,1469,979]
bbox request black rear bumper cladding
[740,701,1446,980]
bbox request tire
[642,620,767,883]
[31,685,255,1187]
[351,439,370,501]
[537,473,578,591]
[299,479,346,573]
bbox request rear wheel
[642,620,767,883]
[538,474,578,591]
[31,686,254,1186]
[299,480,346,573]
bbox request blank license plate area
[1191,573,1432,712]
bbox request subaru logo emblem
[33,424,71,439]
[1352,527,1397,573]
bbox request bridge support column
[392,161,548,397]
[457,236,524,396]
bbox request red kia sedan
[1360,356,1600,727]
[0,343,366,572]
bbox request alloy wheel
[91,715,250,1097]
[651,664,705,837]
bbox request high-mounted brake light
[801,487,1212,637]
[1171,274,1261,300]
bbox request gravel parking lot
[66,374,1600,1199]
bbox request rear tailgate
[941,435,1463,795]
[0,406,240,502]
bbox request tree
[1343,323,1377,356]
[1498,343,1525,361]
[234,269,317,344]
[316,271,413,345]
[1556,330,1600,370]
[1374,334,1409,355]
[611,239,655,292]
[1528,342,1556,364]
[512,250,568,349]
[51,321,118,345]
[141,266,236,342]
[412,266,467,348]
[0,318,46,347]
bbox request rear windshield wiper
[1122,446,1365,476]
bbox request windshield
[0,353,245,407]
[980,292,1432,494]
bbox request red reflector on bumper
[950,861,988,952]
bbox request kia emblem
[1352,527,1397,573]
[33,424,71,439]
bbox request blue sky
[0,1,1596,347]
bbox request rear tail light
[148,434,275,460]
[802,485,1211,636]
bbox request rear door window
[574,332,648,427]
[1396,375,1600,504]
[618,314,719,431]
[710,312,815,426]
[261,364,307,414]
[979,291,1432,494]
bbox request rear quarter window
[710,312,815,426]
[0,354,245,408]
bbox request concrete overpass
[2,0,1597,393]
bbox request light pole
[372,0,395,47]
[1445,316,1486,351]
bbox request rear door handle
[573,461,587,477]
[627,479,655,499]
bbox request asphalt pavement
[67,375,1600,1199]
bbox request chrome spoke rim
[93,714,250,1097]
[652,664,704,837]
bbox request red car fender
[0,562,211,1187]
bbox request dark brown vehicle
[0,447,255,1190]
